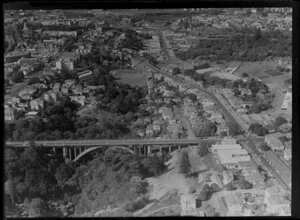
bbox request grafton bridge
[5,137,263,162]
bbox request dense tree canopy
[248,123,268,136]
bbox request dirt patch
[210,71,241,81]
[147,150,189,200]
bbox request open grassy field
[114,69,149,87]
[233,60,279,78]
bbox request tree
[274,116,287,127]
[145,156,165,177]
[28,76,40,85]
[238,177,253,189]
[254,28,262,41]
[259,142,270,151]
[11,71,24,83]
[210,183,221,193]
[227,122,243,136]
[242,72,249,78]
[198,146,209,157]
[188,93,197,102]
[25,198,47,217]
[172,67,181,75]
[198,184,212,201]
[55,163,75,186]
[179,151,191,174]
[232,87,241,96]
[224,182,237,191]
[248,123,268,136]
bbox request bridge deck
[5,137,263,148]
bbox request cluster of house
[163,30,199,53]
[281,91,292,111]
[158,106,184,139]
[139,35,161,57]
[180,137,290,216]
[41,18,90,27]
[4,72,105,121]
[264,131,292,161]
[188,10,291,32]
[219,88,253,113]
[153,72,232,137]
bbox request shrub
[125,197,150,212]
[224,183,237,191]
[238,177,253,189]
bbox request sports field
[114,69,149,87]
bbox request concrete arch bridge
[72,146,135,162]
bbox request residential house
[56,59,74,71]
[78,70,93,81]
[278,123,292,133]
[180,194,199,216]
[159,106,174,120]
[30,98,44,111]
[244,172,264,186]
[201,99,215,108]
[222,171,234,185]
[178,84,189,92]
[12,96,21,106]
[239,88,252,96]
[63,79,76,88]
[284,141,291,160]
[25,111,38,119]
[210,112,223,122]
[217,124,229,135]
[70,95,86,106]
[61,87,70,95]
[5,105,16,120]
[145,124,154,136]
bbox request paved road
[137,56,291,191]
[247,139,290,191]
[12,24,22,43]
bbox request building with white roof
[265,134,285,151]
[222,171,234,185]
[211,144,242,153]
[281,92,292,110]
[264,185,291,215]
[217,149,251,169]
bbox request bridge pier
[74,148,77,158]
[169,146,171,153]
[63,147,67,158]
[68,148,72,160]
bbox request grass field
[114,69,149,87]
[233,60,279,78]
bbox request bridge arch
[73,146,135,162]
